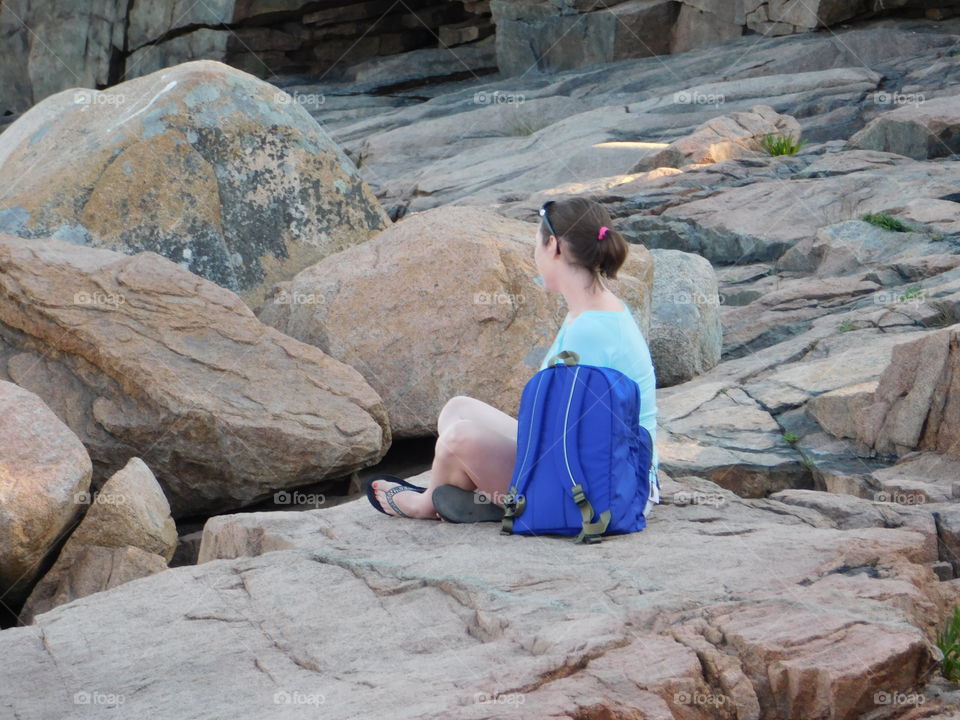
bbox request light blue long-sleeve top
[538,300,660,511]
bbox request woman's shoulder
[565,312,621,338]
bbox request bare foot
[372,480,439,520]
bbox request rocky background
[3,1,960,719]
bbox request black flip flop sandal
[433,485,505,523]
[364,474,425,517]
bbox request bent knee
[436,418,484,457]
[440,395,474,416]
[438,395,476,432]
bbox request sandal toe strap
[384,485,414,518]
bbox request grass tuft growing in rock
[862,213,914,232]
[937,604,960,682]
[900,285,924,301]
[759,132,807,155]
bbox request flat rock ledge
[2,473,959,720]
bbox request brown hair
[538,197,628,284]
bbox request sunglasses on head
[539,201,560,253]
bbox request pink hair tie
[598,226,609,240]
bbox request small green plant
[900,285,924,301]
[836,319,857,333]
[759,132,807,156]
[862,212,914,232]
[783,431,798,444]
[937,604,960,682]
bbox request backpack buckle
[572,485,587,506]
[500,487,525,535]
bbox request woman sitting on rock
[367,196,659,522]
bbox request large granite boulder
[648,248,722,388]
[857,324,960,460]
[19,457,177,623]
[0,233,391,517]
[848,94,960,160]
[258,205,654,438]
[0,59,388,306]
[0,381,92,605]
[70,457,176,558]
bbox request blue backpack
[501,350,654,544]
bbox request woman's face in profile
[536,223,567,292]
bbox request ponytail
[538,197,628,280]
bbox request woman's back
[538,300,658,440]
[538,299,660,512]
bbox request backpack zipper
[561,366,581,488]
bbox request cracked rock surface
[3,471,958,719]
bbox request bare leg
[372,397,518,519]
[437,395,518,441]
